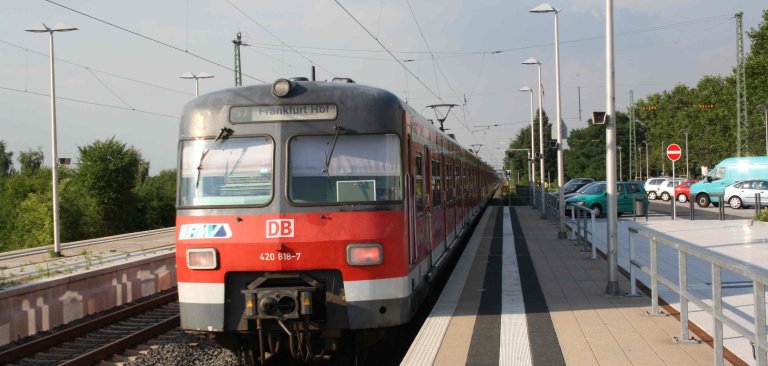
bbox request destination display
[230,104,337,123]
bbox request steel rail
[0,289,178,364]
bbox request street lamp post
[661,139,666,176]
[522,58,545,218]
[25,23,78,258]
[531,2,566,238]
[603,0,620,295]
[179,72,215,97]
[759,105,768,156]
[681,129,689,178]
[520,86,536,208]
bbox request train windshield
[179,137,273,206]
[289,134,402,204]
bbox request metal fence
[627,226,768,366]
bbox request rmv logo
[266,219,294,238]
[178,224,232,239]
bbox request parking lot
[647,199,761,220]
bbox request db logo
[266,219,294,238]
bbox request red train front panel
[176,209,415,331]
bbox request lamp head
[530,3,559,13]
[25,23,77,33]
[522,58,541,65]
[519,86,533,92]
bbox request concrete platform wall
[0,253,176,346]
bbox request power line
[0,38,193,96]
[0,85,178,119]
[43,0,266,83]
[332,0,442,101]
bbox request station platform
[402,205,723,366]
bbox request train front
[174,78,409,362]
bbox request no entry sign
[667,143,682,161]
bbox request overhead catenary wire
[0,85,178,119]
[43,0,266,83]
[0,38,193,96]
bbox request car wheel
[591,204,602,217]
[729,196,743,209]
[696,194,710,208]
[661,192,670,201]
[677,194,688,203]
[647,191,657,200]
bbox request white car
[656,178,686,201]
[644,177,668,200]
[724,179,768,209]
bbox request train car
[175,77,497,364]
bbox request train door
[430,153,446,256]
[413,150,429,268]
[445,157,456,245]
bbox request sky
[0,0,765,174]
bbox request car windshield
[576,182,596,193]
[289,134,402,204]
[582,182,606,195]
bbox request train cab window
[415,154,424,212]
[289,134,402,204]
[179,137,273,207]
[431,159,442,207]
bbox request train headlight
[271,78,292,98]
[186,248,218,270]
[346,243,383,266]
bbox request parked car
[644,177,669,200]
[565,181,647,217]
[656,178,686,201]
[674,179,700,203]
[562,177,595,195]
[723,179,768,209]
[690,156,768,207]
[564,181,597,200]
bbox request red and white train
[175,77,497,364]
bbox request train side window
[415,154,424,212]
[288,134,402,204]
[445,161,453,202]
[431,158,442,207]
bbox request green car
[565,181,648,217]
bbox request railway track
[0,290,179,366]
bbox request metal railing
[567,204,597,260]
[627,226,768,366]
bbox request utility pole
[233,32,249,87]
[629,90,634,180]
[736,12,748,156]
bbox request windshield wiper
[323,124,343,174]
[196,127,234,188]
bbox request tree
[0,141,15,177]
[75,137,146,235]
[135,169,177,229]
[18,147,44,173]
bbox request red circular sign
[667,143,682,161]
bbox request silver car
[724,180,768,209]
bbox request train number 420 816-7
[259,252,302,261]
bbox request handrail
[627,225,768,366]
[567,204,597,259]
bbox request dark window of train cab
[415,154,424,212]
[179,137,273,206]
[431,158,442,207]
[289,134,402,204]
